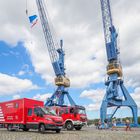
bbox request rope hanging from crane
[25,0,28,16]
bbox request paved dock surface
[0,127,140,140]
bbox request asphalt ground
[0,127,140,140]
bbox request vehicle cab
[26,106,63,133]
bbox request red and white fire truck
[47,105,87,130]
[0,98,63,133]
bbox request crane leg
[58,93,65,105]
[121,83,138,126]
[130,106,138,126]
[45,86,76,106]
[100,99,107,124]
[100,81,138,126]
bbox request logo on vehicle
[6,103,14,108]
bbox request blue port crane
[100,0,138,126]
[35,0,76,106]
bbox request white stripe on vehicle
[0,119,5,121]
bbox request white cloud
[123,63,140,88]
[0,73,38,95]
[18,70,25,76]
[131,87,140,109]
[33,93,52,102]
[80,89,105,111]
[18,64,33,76]
[0,0,140,89]
[80,89,105,102]
[13,94,20,99]
[85,103,101,111]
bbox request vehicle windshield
[41,107,57,116]
[77,109,86,114]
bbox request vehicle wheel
[56,129,61,133]
[75,126,82,130]
[39,124,46,134]
[7,124,13,131]
[66,122,74,130]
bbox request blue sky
[0,0,140,119]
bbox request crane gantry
[100,0,138,126]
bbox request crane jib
[52,62,62,76]
[106,42,117,61]
[36,0,63,76]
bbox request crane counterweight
[55,76,70,87]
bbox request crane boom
[101,0,113,44]
[100,0,138,126]
[100,0,118,61]
[36,0,62,76]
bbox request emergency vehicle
[48,105,87,130]
[0,98,63,133]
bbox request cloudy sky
[0,0,140,119]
